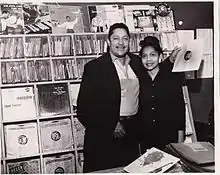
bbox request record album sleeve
[169,142,214,165]
[124,147,179,173]
[0,4,24,35]
[2,86,36,121]
[49,5,85,34]
[172,39,204,72]
[38,83,70,117]
[5,122,39,158]
[123,5,155,32]
[22,4,52,34]
[88,4,124,33]
[44,153,75,173]
[40,118,73,152]
[7,159,40,174]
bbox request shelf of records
[0,32,177,58]
[0,31,178,85]
[0,83,82,121]
[1,117,85,156]
[1,150,84,173]
[0,58,91,85]
[1,113,85,174]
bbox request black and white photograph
[0,0,218,174]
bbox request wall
[187,78,214,123]
[170,2,213,30]
[167,2,214,124]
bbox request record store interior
[0,0,216,174]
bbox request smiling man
[77,23,143,172]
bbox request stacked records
[165,142,214,172]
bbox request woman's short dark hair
[139,36,163,56]
[108,23,130,40]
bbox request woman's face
[141,46,160,71]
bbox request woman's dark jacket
[139,59,186,153]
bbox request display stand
[182,85,197,142]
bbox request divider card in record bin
[40,118,73,152]
[4,122,39,158]
[6,159,40,174]
[43,153,75,173]
[124,147,180,173]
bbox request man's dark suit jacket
[77,52,142,172]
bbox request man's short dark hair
[2,10,9,14]
[108,23,130,40]
[66,16,71,19]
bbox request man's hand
[113,121,126,139]
[169,45,182,63]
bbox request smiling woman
[138,35,186,154]
[139,36,163,79]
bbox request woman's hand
[169,45,182,63]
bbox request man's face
[66,16,71,22]
[107,28,130,58]
[2,12,9,18]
